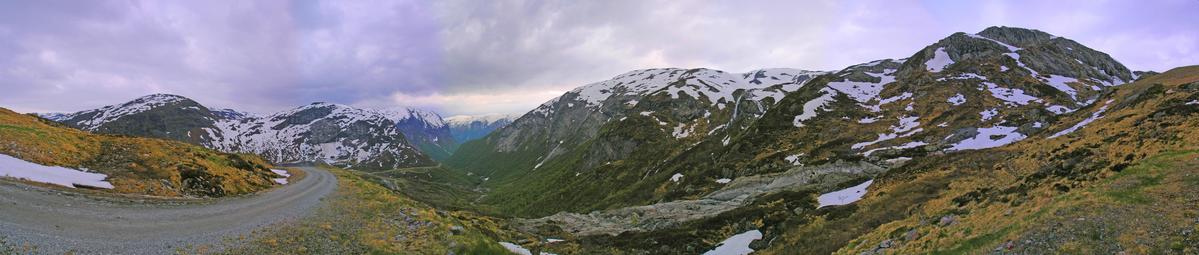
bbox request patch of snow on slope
[863,141,927,157]
[852,116,922,150]
[827,65,897,104]
[0,154,114,189]
[670,173,684,182]
[1188,100,1199,105]
[1042,75,1080,99]
[1003,52,1040,77]
[499,242,557,255]
[947,93,966,105]
[925,47,954,72]
[980,108,998,121]
[715,178,732,184]
[1050,100,1113,138]
[702,230,763,255]
[984,82,1041,105]
[672,124,692,139]
[793,88,837,127]
[270,169,291,185]
[948,126,1026,151]
[1047,105,1074,114]
[818,179,873,208]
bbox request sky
[1,0,1196,116]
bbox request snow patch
[983,82,1041,106]
[670,173,684,182]
[702,230,763,255]
[499,242,557,255]
[817,179,873,208]
[947,126,1026,151]
[980,108,998,121]
[925,47,954,72]
[1042,75,1080,99]
[715,178,732,184]
[793,88,837,127]
[271,169,291,185]
[0,154,114,189]
[1050,100,1113,138]
[947,93,966,105]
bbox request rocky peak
[976,26,1057,48]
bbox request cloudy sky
[1,0,1196,116]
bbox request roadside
[225,166,524,254]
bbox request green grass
[1101,150,1194,204]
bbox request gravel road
[0,166,337,254]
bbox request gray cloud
[0,0,1195,116]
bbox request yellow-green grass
[0,108,277,197]
[222,166,528,254]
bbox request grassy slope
[771,66,1199,254]
[0,108,277,197]
[223,166,527,254]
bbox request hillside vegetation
[0,108,279,197]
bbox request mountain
[456,26,1199,254]
[209,102,434,170]
[47,94,222,145]
[377,108,458,161]
[48,94,434,170]
[446,67,829,216]
[446,26,1145,219]
[2,107,281,197]
[444,113,519,143]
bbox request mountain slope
[490,28,1194,254]
[48,95,434,170]
[1,108,280,197]
[447,26,1141,220]
[447,68,828,216]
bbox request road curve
[0,166,337,254]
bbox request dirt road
[0,166,337,254]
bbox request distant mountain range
[445,113,520,143]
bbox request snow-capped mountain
[376,108,458,161]
[445,26,1144,218]
[47,95,433,170]
[446,67,829,215]
[211,102,433,169]
[445,113,519,143]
